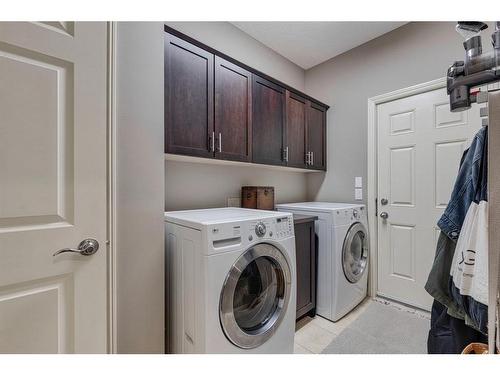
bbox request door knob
[380,212,389,220]
[53,238,99,257]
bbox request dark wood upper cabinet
[252,75,286,166]
[307,101,327,171]
[164,33,214,157]
[164,26,329,171]
[285,91,308,169]
[215,57,252,162]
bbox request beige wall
[164,22,308,211]
[305,22,465,204]
[165,22,305,90]
[165,161,308,211]
[115,22,165,353]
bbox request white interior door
[377,87,482,310]
[0,22,108,353]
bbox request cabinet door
[307,102,327,170]
[286,91,308,169]
[215,57,252,162]
[252,75,286,166]
[165,33,214,157]
[295,221,316,319]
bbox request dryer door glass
[220,243,292,349]
[342,222,369,283]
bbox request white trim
[366,77,446,299]
[487,91,500,353]
[106,21,118,354]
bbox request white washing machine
[276,202,369,322]
[165,208,296,353]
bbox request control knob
[255,222,267,237]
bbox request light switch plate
[355,188,363,201]
[355,176,363,188]
[227,197,241,207]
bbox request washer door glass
[342,222,369,283]
[220,243,291,349]
[233,257,282,332]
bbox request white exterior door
[377,87,481,310]
[0,22,108,353]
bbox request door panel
[0,22,107,353]
[377,87,481,310]
[294,222,313,315]
[214,56,252,162]
[165,33,214,157]
[0,43,73,228]
[389,146,415,206]
[252,75,286,166]
[312,213,332,319]
[389,224,415,280]
[286,91,307,168]
[307,102,327,170]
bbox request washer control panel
[207,214,294,255]
[275,216,293,239]
[246,216,294,242]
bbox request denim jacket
[437,126,488,240]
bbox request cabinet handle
[311,151,314,166]
[210,131,215,152]
[218,132,222,153]
[306,151,311,165]
[284,146,289,162]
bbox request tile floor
[294,297,430,354]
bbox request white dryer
[165,208,296,353]
[276,202,369,322]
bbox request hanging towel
[450,200,488,306]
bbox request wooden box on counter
[241,186,275,210]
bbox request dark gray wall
[116,22,164,353]
[305,22,465,203]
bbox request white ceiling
[231,22,407,70]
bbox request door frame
[366,77,446,299]
[107,21,118,353]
